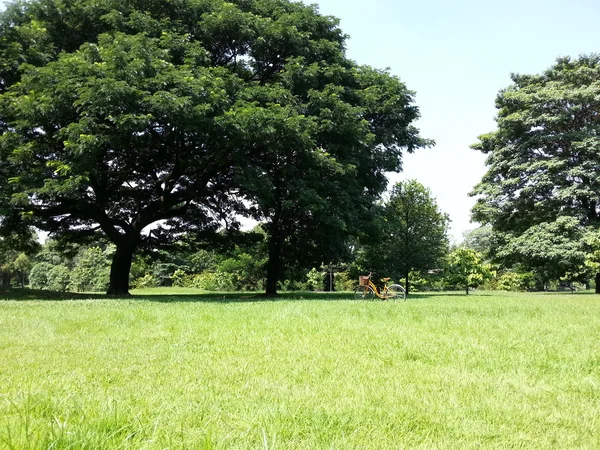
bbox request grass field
[1,289,599,449]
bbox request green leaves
[0,0,428,295]
[472,54,600,231]
[445,248,493,294]
[358,180,449,293]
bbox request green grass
[1,289,599,449]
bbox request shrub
[70,247,110,292]
[190,272,219,291]
[278,279,306,292]
[334,272,355,292]
[29,262,54,289]
[131,274,158,289]
[47,265,71,292]
[306,268,323,291]
[171,269,193,287]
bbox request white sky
[308,0,600,242]
[2,0,599,242]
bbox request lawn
[1,289,599,449]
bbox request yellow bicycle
[354,273,406,301]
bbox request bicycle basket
[359,275,370,286]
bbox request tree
[471,55,600,291]
[360,180,449,294]
[445,248,493,295]
[0,224,39,287]
[229,54,430,296]
[29,262,53,289]
[496,217,587,289]
[0,0,429,296]
[70,246,110,292]
[461,225,494,258]
[11,252,32,288]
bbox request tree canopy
[0,0,429,295]
[445,248,492,295]
[470,55,600,290]
[358,180,449,293]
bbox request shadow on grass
[0,288,449,303]
[3,288,591,303]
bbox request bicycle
[354,273,406,301]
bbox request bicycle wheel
[386,284,406,301]
[354,285,375,300]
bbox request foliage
[0,0,429,296]
[11,252,32,287]
[359,180,449,294]
[496,217,587,286]
[461,225,495,258]
[305,268,323,291]
[70,246,111,292]
[471,54,600,289]
[216,253,265,291]
[333,271,355,292]
[28,262,54,289]
[46,265,71,292]
[170,269,190,288]
[188,249,221,274]
[131,273,158,290]
[485,270,537,292]
[444,248,493,294]
[277,279,307,292]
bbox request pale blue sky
[308,0,600,241]
[1,0,599,241]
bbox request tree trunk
[264,231,282,297]
[404,273,410,296]
[106,242,136,296]
[596,273,600,294]
[465,285,469,295]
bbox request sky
[1,0,599,242]
[306,0,600,241]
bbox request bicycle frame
[354,272,407,301]
[361,279,394,299]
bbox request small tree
[47,265,72,292]
[29,262,53,289]
[71,246,110,292]
[11,253,32,288]
[360,180,449,294]
[445,248,493,295]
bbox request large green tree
[360,180,449,294]
[471,55,600,291]
[237,69,429,295]
[0,0,428,295]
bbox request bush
[131,274,158,289]
[70,247,110,292]
[190,272,220,291]
[216,253,265,291]
[171,269,193,287]
[306,268,323,291]
[484,270,537,291]
[278,279,306,292]
[47,265,71,292]
[29,262,54,289]
[334,272,355,292]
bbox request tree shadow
[0,288,447,303]
[0,288,355,303]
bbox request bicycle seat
[382,277,390,282]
